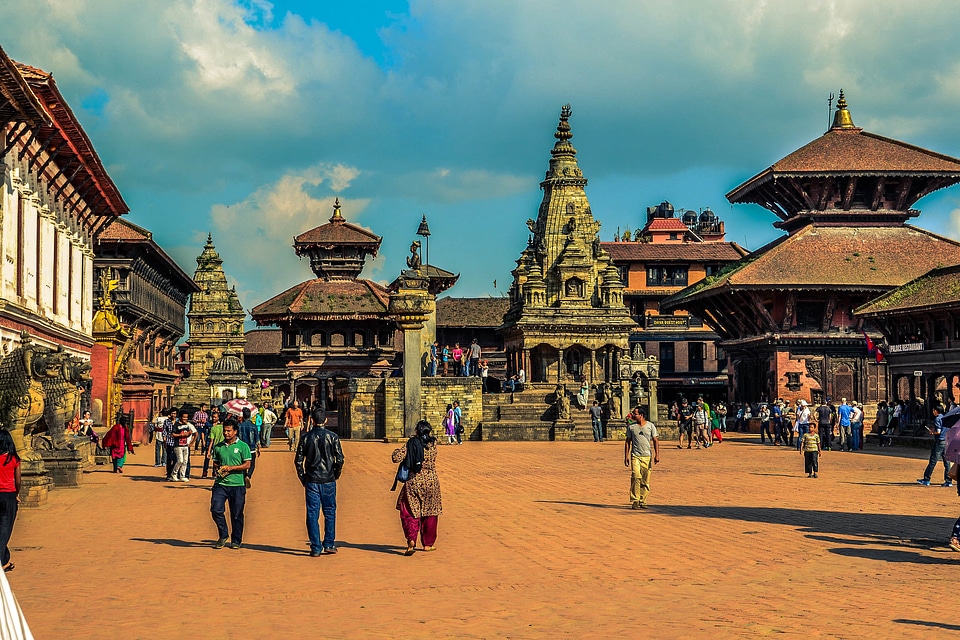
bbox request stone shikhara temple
[501,105,638,386]
[664,93,960,406]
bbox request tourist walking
[101,419,134,474]
[392,420,441,555]
[692,399,709,449]
[678,398,693,449]
[918,405,952,486]
[771,400,785,445]
[284,400,304,451]
[192,404,210,453]
[0,429,20,573]
[260,402,277,448]
[210,417,251,549]
[295,408,344,556]
[453,400,464,445]
[801,424,821,478]
[876,401,891,446]
[162,407,177,479]
[624,408,659,509]
[758,404,772,444]
[837,398,853,451]
[153,409,167,467]
[443,404,456,444]
[590,400,603,442]
[795,400,811,451]
[816,400,835,451]
[202,409,224,479]
[170,411,197,482]
[238,408,261,487]
[851,402,864,451]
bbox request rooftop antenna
[827,92,835,130]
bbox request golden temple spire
[552,104,576,157]
[831,89,856,129]
[329,197,345,224]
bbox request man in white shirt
[171,411,198,482]
[260,402,278,448]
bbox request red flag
[874,345,884,363]
[862,330,875,354]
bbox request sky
[6,0,960,323]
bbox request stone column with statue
[388,267,434,440]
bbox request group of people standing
[671,397,726,450]
[428,339,482,377]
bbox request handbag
[391,462,410,491]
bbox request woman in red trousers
[392,420,442,556]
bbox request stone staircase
[480,384,597,441]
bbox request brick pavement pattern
[8,437,960,638]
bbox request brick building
[604,201,747,403]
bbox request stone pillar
[388,271,433,440]
[648,378,659,422]
[522,349,530,380]
[557,348,564,382]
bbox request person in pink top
[0,429,21,572]
[451,344,464,376]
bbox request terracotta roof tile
[295,221,381,246]
[855,264,960,316]
[663,224,960,308]
[602,242,748,262]
[98,218,151,241]
[646,218,690,231]
[436,297,510,328]
[244,329,282,354]
[728,128,960,203]
[251,278,390,321]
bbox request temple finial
[329,197,344,224]
[831,89,856,129]
[555,104,573,142]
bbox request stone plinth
[38,448,84,488]
[605,419,628,442]
[552,420,576,441]
[20,458,52,508]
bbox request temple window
[330,332,346,347]
[310,331,324,347]
[353,331,365,348]
[285,331,297,347]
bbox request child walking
[801,424,822,478]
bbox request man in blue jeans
[295,408,344,556]
[210,417,251,549]
[918,404,952,487]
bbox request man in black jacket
[295,408,344,556]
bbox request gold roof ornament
[329,197,345,224]
[831,89,856,129]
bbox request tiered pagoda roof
[727,91,960,232]
[294,199,381,280]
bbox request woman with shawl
[101,420,134,473]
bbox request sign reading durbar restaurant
[887,343,925,353]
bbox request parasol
[222,398,256,417]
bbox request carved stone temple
[488,105,657,440]
[174,235,247,407]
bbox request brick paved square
[8,438,960,638]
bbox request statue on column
[608,386,622,420]
[554,383,570,420]
[405,240,422,270]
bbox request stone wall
[339,376,482,441]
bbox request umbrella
[222,398,256,417]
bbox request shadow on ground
[894,619,960,631]
[131,537,305,556]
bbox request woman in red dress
[0,429,20,572]
[101,420,135,473]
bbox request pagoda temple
[501,105,637,384]
[173,234,247,406]
[662,93,960,405]
[250,200,398,407]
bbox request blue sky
[5,0,960,318]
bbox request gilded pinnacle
[330,197,345,224]
[831,89,856,129]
